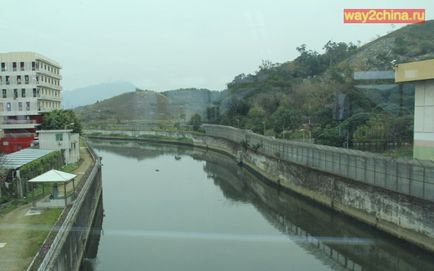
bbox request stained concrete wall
[197,132,434,252]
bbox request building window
[1,63,5,71]
[55,133,63,141]
[20,62,24,71]
[6,102,11,112]
[18,102,22,111]
[24,75,29,84]
[6,76,10,85]
[12,62,17,71]
[2,89,6,98]
[33,88,37,97]
[32,62,36,71]
[13,89,18,99]
[26,101,30,111]
[17,75,21,85]
[21,88,26,98]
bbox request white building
[38,130,80,164]
[0,52,62,153]
[396,59,434,160]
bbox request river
[81,140,434,271]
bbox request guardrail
[202,124,434,202]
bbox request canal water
[82,140,434,271]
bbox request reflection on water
[80,194,104,271]
[82,140,434,271]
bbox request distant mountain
[75,89,183,124]
[162,88,222,119]
[62,81,136,108]
[75,88,222,126]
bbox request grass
[61,160,82,173]
[22,208,63,257]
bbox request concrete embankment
[86,127,434,253]
[27,145,103,271]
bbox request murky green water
[82,140,434,271]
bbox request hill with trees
[75,21,434,155]
[212,20,434,154]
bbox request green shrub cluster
[20,151,64,181]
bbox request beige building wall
[413,80,434,160]
[395,59,434,160]
[38,130,80,164]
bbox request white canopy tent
[28,170,77,207]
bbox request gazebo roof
[28,169,77,183]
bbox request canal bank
[86,127,434,253]
[26,144,103,271]
[87,140,434,270]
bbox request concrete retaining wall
[87,128,434,252]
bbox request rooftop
[2,148,55,170]
[395,59,434,83]
[0,52,61,68]
[28,169,76,183]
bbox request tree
[189,113,202,131]
[41,110,82,134]
[271,107,302,134]
[246,106,266,134]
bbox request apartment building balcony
[37,94,62,101]
[37,80,62,90]
[36,70,62,80]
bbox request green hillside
[215,21,434,153]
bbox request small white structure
[38,129,80,164]
[28,169,77,208]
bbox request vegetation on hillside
[74,21,434,155]
[212,21,434,152]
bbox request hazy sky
[1,0,433,91]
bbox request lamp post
[64,122,74,130]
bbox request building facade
[0,52,62,153]
[38,130,80,164]
[396,59,434,160]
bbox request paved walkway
[0,146,93,271]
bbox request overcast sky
[1,0,433,91]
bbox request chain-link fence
[202,124,434,202]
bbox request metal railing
[202,124,434,202]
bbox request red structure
[0,133,35,153]
[0,52,62,154]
